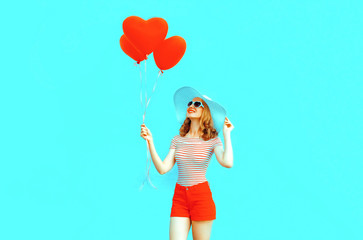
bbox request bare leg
[191,220,214,240]
[169,217,192,240]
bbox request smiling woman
[140,86,234,240]
[181,97,218,140]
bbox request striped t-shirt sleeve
[212,137,223,151]
[170,136,177,149]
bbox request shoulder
[172,134,182,140]
[209,136,221,141]
[210,136,223,146]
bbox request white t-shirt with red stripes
[169,135,223,187]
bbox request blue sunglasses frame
[187,101,204,108]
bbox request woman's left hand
[223,117,234,134]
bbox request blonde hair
[179,98,218,141]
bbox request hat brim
[174,86,227,133]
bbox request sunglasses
[187,101,204,108]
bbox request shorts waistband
[175,181,210,192]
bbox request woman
[140,86,234,240]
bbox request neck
[188,118,201,137]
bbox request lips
[188,109,196,113]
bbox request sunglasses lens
[187,101,193,107]
[194,102,201,107]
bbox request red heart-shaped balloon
[119,34,146,63]
[153,36,186,71]
[123,16,168,56]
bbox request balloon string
[142,71,163,189]
[146,140,157,188]
[139,140,157,190]
[142,60,162,121]
[138,62,150,190]
[139,58,161,190]
[137,62,147,190]
[139,64,143,117]
[143,58,147,123]
[145,70,162,109]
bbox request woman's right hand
[140,123,153,142]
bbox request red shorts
[170,181,216,221]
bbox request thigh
[191,220,214,240]
[189,183,216,221]
[169,217,191,240]
[170,187,190,218]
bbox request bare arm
[141,124,176,175]
[148,139,176,175]
[214,118,234,168]
[222,132,233,167]
[214,134,233,168]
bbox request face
[186,97,204,119]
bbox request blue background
[1,0,362,239]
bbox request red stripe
[170,135,223,187]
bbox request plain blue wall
[1,0,362,239]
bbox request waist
[175,181,210,191]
